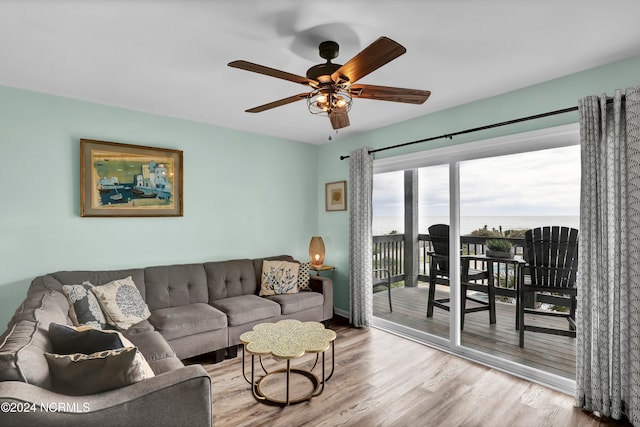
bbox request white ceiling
[1,1,640,144]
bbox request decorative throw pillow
[260,260,300,296]
[47,323,155,380]
[45,347,144,395]
[297,261,312,291]
[48,323,123,355]
[91,276,151,330]
[62,281,107,330]
[103,330,155,380]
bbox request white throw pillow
[91,276,151,330]
[260,260,300,296]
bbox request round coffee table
[239,319,336,406]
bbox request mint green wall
[318,54,640,314]
[3,53,640,326]
[0,86,319,328]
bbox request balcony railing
[372,234,405,284]
[373,233,570,307]
[374,233,525,300]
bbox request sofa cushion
[205,259,257,300]
[149,303,227,341]
[212,295,280,326]
[266,292,324,315]
[0,291,71,389]
[120,329,182,374]
[49,268,146,298]
[121,330,177,364]
[45,347,144,395]
[62,281,108,330]
[92,276,151,330]
[0,321,51,387]
[12,291,70,326]
[125,319,155,334]
[144,263,209,311]
[260,260,300,296]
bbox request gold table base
[242,342,335,406]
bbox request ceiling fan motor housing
[306,41,343,83]
[319,41,339,60]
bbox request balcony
[372,233,576,380]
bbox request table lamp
[309,236,325,267]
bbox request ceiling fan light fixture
[229,36,430,130]
[307,87,352,116]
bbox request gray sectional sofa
[0,255,333,426]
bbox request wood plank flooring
[373,285,576,378]
[187,317,628,427]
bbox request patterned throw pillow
[45,347,144,395]
[298,262,312,291]
[109,330,155,379]
[47,323,155,380]
[91,276,151,330]
[260,260,300,296]
[62,281,107,330]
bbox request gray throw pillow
[45,347,144,395]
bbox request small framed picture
[80,139,183,217]
[325,180,347,211]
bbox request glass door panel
[458,146,580,379]
[372,165,450,340]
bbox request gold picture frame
[80,139,183,217]
[325,180,347,211]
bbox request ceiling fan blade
[331,36,406,84]
[351,84,431,104]
[329,108,350,129]
[228,60,318,87]
[245,93,309,113]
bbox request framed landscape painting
[80,139,183,217]
[325,180,347,211]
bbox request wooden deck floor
[373,285,576,379]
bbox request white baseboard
[333,307,349,319]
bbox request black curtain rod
[338,95,623,160]
[338,105,580,160]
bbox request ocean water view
[372,216,580,236]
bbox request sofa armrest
[309,276,333,321]
[0,364,211,427]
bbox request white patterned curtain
[349,147,373,327]
[577,86,640,424]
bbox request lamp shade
[309,236,325,267]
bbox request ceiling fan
[228,36,431,130]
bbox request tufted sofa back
[27,255,299,311]
[144,264,208,311]
[204,259,256,301]
[34,268,146,296]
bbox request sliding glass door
[371,124,580,393]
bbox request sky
[372,145,581,218]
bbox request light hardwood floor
[187,318,630,427]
